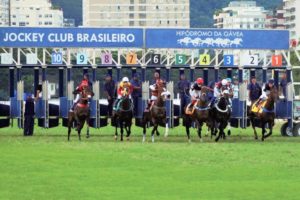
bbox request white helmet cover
[122,77,129,82]
[221,79,228,86]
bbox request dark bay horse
[184,87,213,142]
[249,88,278,141]
[68,87,94,141]
[142,90,171,142]
[210,91,231,142]
[112,95,133,141]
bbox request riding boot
[113,99,120,111]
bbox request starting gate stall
[10,80,24,128]
[35,80,59,128]
[135,81,149,127]
[61,81,73,127]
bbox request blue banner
[145,29,290,50]
[0,27,144,48]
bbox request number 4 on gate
[199,54,210,65]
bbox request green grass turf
[0,122,300,200]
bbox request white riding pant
[74,94,80,103]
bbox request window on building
[12,15,16,18]
[39,15,42,18]
[175,20,177,25]
[45,14,48,18]
[139,21,146,26]
[30,7,33,10]
[156,5,159,10]
[129,13,134,18]
[19,22,26,26]
[139,13,146,18]
[118,5,120,10]
[39,22,42,25]
[26,15,29,18]
[129,21,134,26]
[167,20,170,24]
[49,14,52,18]
[49,22,52,25]
[12,22,16,25]
[130,0,134,3]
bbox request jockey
[114,77,133,110]
[256,79,275,106]
[146,78,166,110]
[211,79,232,108]
[188,77,204,108]
[70,74,92,112]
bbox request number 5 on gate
[126,53,137,65]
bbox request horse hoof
[114,136,117,140]
[228,130,231,136]
[255,137,258,140]
[126,137,130,141]
[86,135,90,139]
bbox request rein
[215,98,229,113]
[117,98,134,112]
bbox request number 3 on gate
[223,55,234,66]
[199,54,210,65]
[126,53,137,65]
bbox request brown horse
[68,86,94,141]
[183,87,213,142]
[112,92,133,141]
[142,90,171,142]
[249,88,278,141]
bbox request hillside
[51,0,283,27]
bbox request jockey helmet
[122,77,129,82]
[221,79,228,86]
[196,78,204,85]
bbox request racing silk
[189,82,202,100]
[150,79,165,98]
[260,83,273,100]
[117,81,133,97]
[214,82,230,98]
[76,79,89,92]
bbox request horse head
[81,86,94,101]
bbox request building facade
[213,1,267,29]
[0,0,9,26]
[10,0,63,27]
[283,0,300,40]
[83,0,190,28]
[266,8,285,30]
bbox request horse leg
[142,114,148,143]
[86,117,90,138]
[261,121,266,141]
[114,115,118,140]
[151,123,157,143]
[77,122,83,141]
[164,121,169,138]
[126,124,131,141]
[227,123,231,136]
[185,116,191,142]
[120,122,124,142]
[264,120,273,139]
[197,121,203,142]
[250,117,258,140]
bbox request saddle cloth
[251,100,267,114]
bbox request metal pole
[34,67,39,95]
[59,67,64,97]
[9,67,14,97]
[203,68,208,85]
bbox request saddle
[251,99,267,114]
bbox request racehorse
[248,88,278,141]
[183,87,213,142]
[210,91,231,142]
[142,90,171,143]
[68,86,94,141]
[112,90,133,141]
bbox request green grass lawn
[0,122,300,200]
